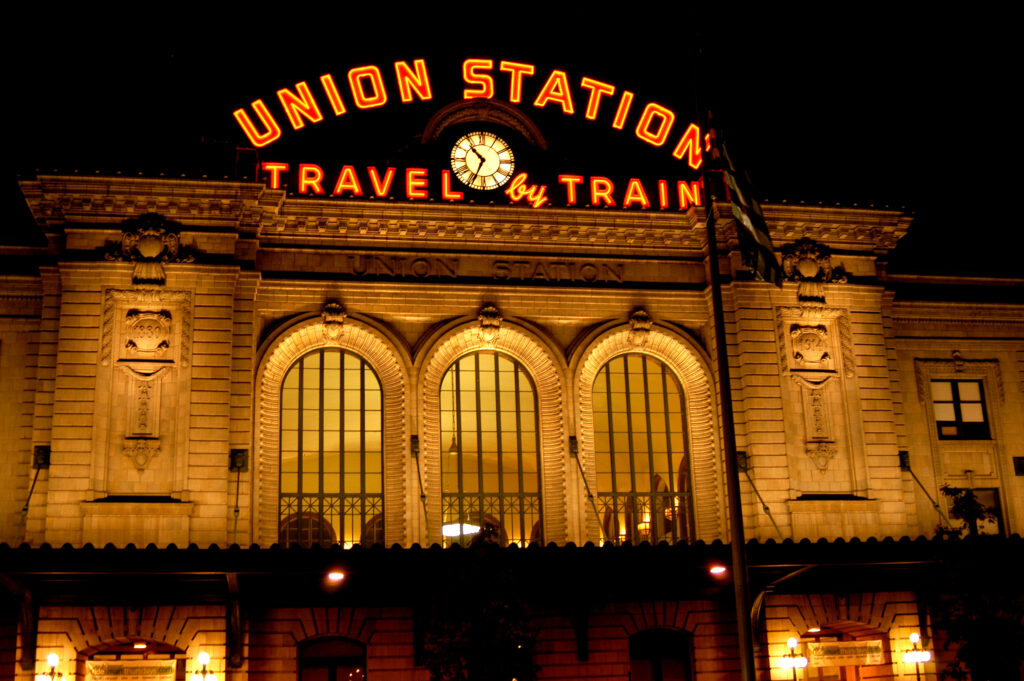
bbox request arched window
[440,351,542,546]
[629,629,692,681]
[299,637,367,681]
[279,349,383,547]
[593,354,692,544]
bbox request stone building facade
[2,172,1022,680]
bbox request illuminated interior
[594,354,692,545]
[440,351,542,546]
[279,349,384,547]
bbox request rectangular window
[931,380,990,439]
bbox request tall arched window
[279,349,383,547]
[593,354,692,544]
[440,352,542,546]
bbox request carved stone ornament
[791,325,830,366]
[781,238,846,283]
[476,304,503,344]
[807,440,837,472]
[781,238,848,305]
[321,301,347,340]
[123,439,159,471]
[105,213,195,284]
[125,309,172,357]
[628,308,653,346]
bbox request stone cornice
[18,175,914,255]
[762,203,912,251]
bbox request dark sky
[4,9,1018,276]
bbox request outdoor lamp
[902,633,931,681]
[778,637,808,680]
[36,653,64,681]
[190,651,216,681]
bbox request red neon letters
[235,58,703,168]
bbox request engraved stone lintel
[476,304,503,344]
[628,308,653,347]
[321,301,347,340]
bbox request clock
[450,131,515,190]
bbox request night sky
[4,10,1018,277]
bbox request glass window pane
[440,351,541,546]
[933,403,956,421]
[931,381,953,401]
[960,403,985,422]
[593,354,691,545]
[280,349,385,547]
[958,381,981,401]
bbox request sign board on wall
[87,660,177,681]
[807,640,884,667]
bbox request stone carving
[125,310,172,357]
[321,301,347,340]
[628,308,653,346]
[776,307,855,378]
[781,238,848,305]
[100,289,192,367]
[808,389,831,439]
[781,238,847,283]
[124,372,166,437]
[807,441,837,472]
[791,325,830,366]
[106,213,194,285]
[476,304,503,344]
[123,439,160,471]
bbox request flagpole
[694,40,757,681]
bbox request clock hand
[468,147,484,173]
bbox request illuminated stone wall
[3,175,1023,548]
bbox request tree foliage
[928,487,1024,680]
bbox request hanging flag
[705,121,782,285]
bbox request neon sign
[234,58,703,170]
[260,162,703,211]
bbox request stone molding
[914,352,1004,405]
[418,314,567,545]
[255,314,410,547]
[574,320,725,542]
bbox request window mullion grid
[297,356,305,545]
[641,356,658,542]
[623,357,638,541]
[454,360,465,529]
[494,353,506,533]
[359,356,366,535]
[602,361,619,542]
[475,353,484,529]
[319,351,326,544]
[952,382,964,425]
[511,360,523,543]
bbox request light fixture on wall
[190,651,216,681]
[778,637,808,681]
[35,653,64,681]
[902,632,931,681]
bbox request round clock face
[451,131,515,190]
